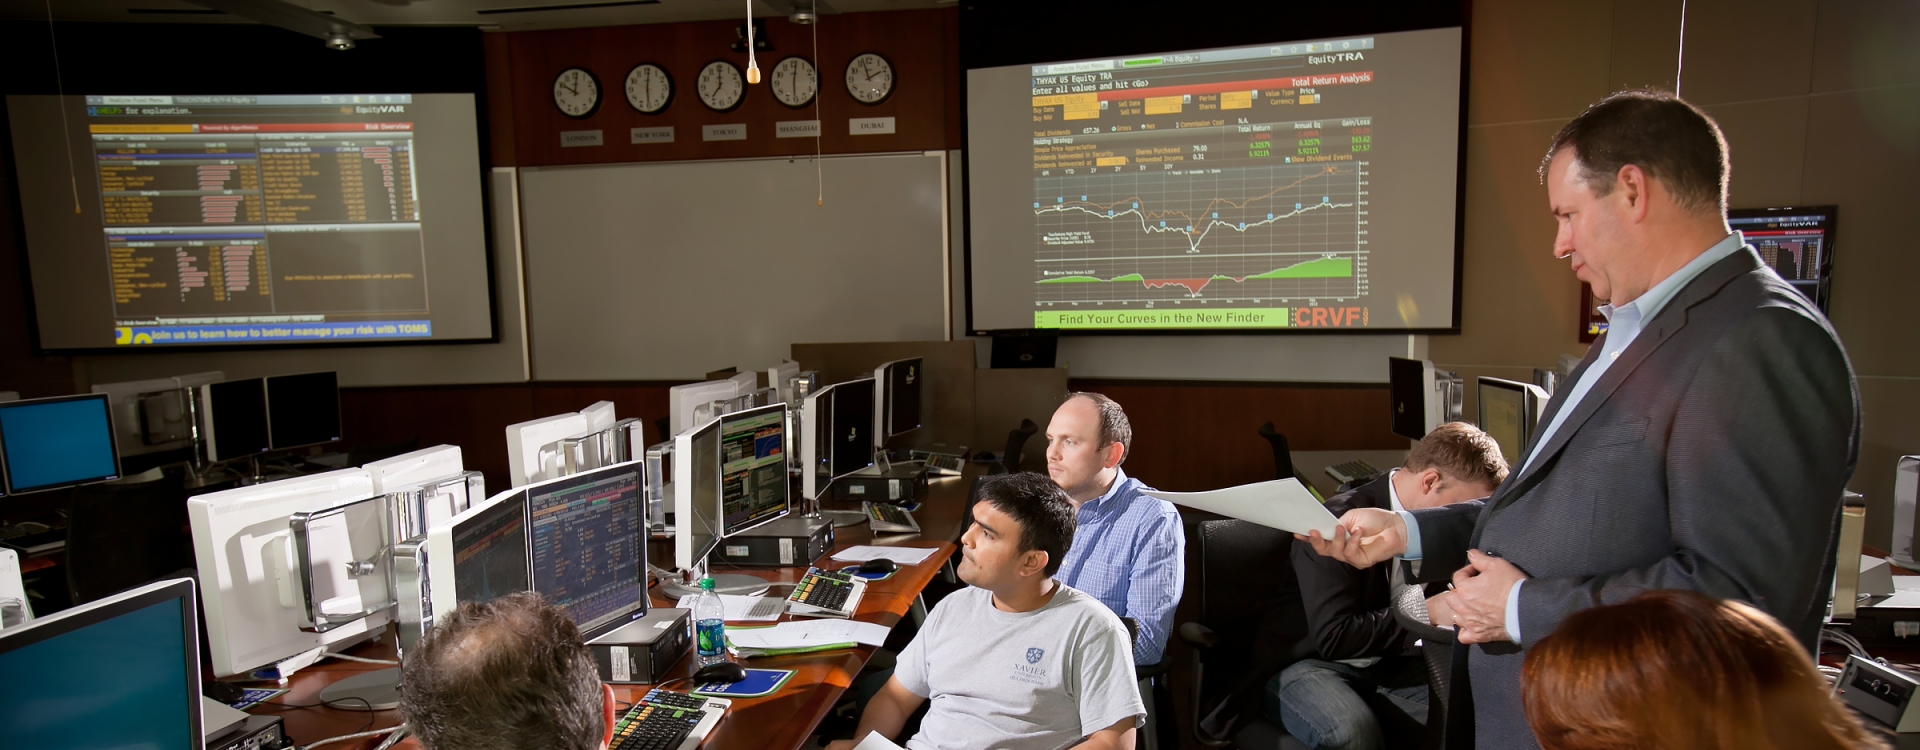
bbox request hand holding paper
[1300,507,1407,569]
[1141,478,1338,537]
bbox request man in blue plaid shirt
[1044,392,1186,665]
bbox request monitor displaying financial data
[526,464,644,635]
[720,404,789,536]
[6,94,492,350]
[1727,206,1836,313]
[449,495,530,610]
[967,28,1464,332]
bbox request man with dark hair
[1305,88,1859,749]
[399,591,615,750]
[827,472,1144,750]
[1044,391,1184,665]
[1271,422,1508,750]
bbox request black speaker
[991,331,1058,369]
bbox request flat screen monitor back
[0,393,121,495]
[203,379,270,463]
[266,371,342,450]
[524,462,645,635]
[92,377,186,456]
[0,578,201,750]
[830,378,876,479]
[1388,357,1432,441]
[720,403,789,536]
[878,358,923,439]
[674,416,724,570]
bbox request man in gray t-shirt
[827,473,1143,750]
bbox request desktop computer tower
[712,516,834,567]
[832,465,929,504]
[588,607,691,684]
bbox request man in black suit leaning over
[1305,89,1860,750]
[1272,422,1508,750]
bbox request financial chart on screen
[529,470,643,633]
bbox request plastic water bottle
[693,578,728,667]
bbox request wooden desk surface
[257,465,976,750]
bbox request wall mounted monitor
[523,461,645,637]
[426,487,531,626]
[187,468,385,677]
[1727,206,1837,313]
[6,93,493,351]
[874,358,924,439]
[673,415,725,571]
[801,378,876,500]
[265,371,342,451]
[0,578,201,750]
[720,403,790,536]
[200,378,270,463]
[0,393,121,495]
[1475,376,1549,468]
[963,15,1468,334]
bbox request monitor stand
[320,667,401,710]
[657,561,770,599]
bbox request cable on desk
[298,725,406,750]
[323,651,400,666]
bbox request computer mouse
[858,558,898,575]
[692,661,749,684]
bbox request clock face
[624,63,672,114]
[697,61,745,112]
[844,52,894,105]
[770,56,817,108]
[552,67,600,118]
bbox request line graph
[1034,161,1368,305]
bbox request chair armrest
[1135,657,1172,680]
[1177,622,1218,650]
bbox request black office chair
[1392,581,1455,749]
[1000,418,1040,475]
[1257,423,1298,481]
[65,469,194,606]
[1176,519,1314,749]
[1119,617,1179,750]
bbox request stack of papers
[674,594,783,622]
[727,619,891,657]
[829,546,939,565]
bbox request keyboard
[909,449,967,477]
[744,596,786,619]
[785,567,867,619]
[864,502,921,534]
[1324,459,1382,487]
[608,688,729,750]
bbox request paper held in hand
[1142,478,1339,537]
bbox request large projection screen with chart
[7,93,492,351]
[966,23,1465,333]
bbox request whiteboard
[519,153,949,380]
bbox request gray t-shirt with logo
[894,582,1144,750]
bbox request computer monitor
[801,378,876,500]
[505,412,590,488]
[1892,456,1920,569]
[1388,357,1462,441]
[720,403,790,536]
[670,380,744,437]
[265,371,342,451]
[580,400,618,432]
[874,358,924,440]
[0,393,121,495]
[187,468,385,677]
[0,578,201,749]
[524,461,645,637]
[768,361,801,404]
[1727,205,1837,312]
[200,378,270,464]
[674,415,725,571]
[427,486,531,625]
[1476,376,1549,467]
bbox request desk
[256,465,977,750]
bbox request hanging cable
[45,0,79,215]
[745,0,761,84]
[812,6,823,206]
[1674,0,1688,97]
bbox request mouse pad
[843,566,897,582]
[691,668,795,698]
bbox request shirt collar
[1385,469,1405,513]
[1595,231,1746,324]
[1083,466,1129,513]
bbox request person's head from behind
[400,591,615,750]
[959,472,1076,594]
[1540,88,1730,305]
[1522,589,1884,750]
[1045,392,1132,500]
[1395,421,1508,510]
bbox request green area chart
[1036,255,1352,296]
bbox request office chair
[1390,581,1454,749]
[1000,418,1040,475]
[1120,616,1178,750]
[1257,423,1298,481]
[65,469,194,606]
[1176,519,1313,749]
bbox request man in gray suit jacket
[1304,89,1860,749]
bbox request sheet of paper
[728,619,892,649]
[829,545,939,565]
[851,730,906,750]
[675,594,783,622]
[1142,478,1339,537]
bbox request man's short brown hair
[399,592,604,750]
[1062,392,1133,465]
[1540,88,1730,215]
[1403,421,1509,489]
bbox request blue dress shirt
[1055,466,1187,664]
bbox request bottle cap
[700,578,715,591]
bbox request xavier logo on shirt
[1026,648,1045,664]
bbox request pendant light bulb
[747,63,761,84]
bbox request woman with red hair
[1521,589,1884,750]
